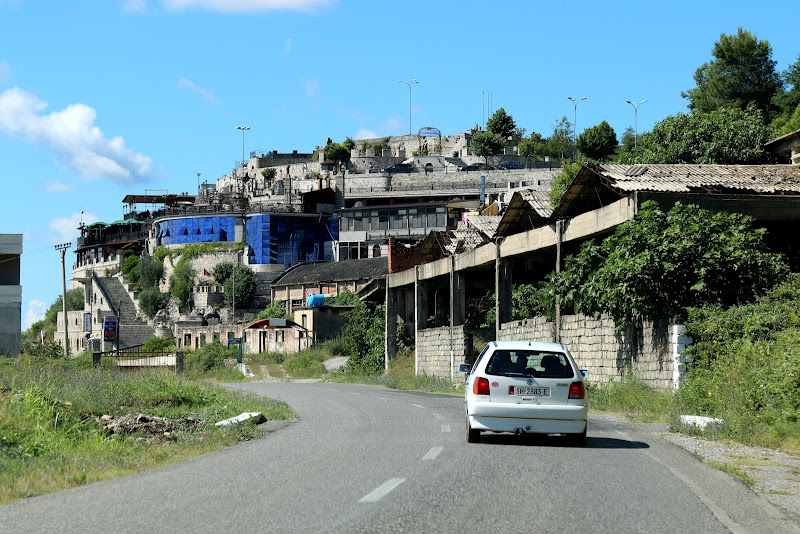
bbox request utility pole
[55,242,72,358]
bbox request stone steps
[95,276,155,349]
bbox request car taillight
[568,381,585,399]
[473,377,490,396]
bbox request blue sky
[1,0,797,330]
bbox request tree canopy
[773,55,800,135]
[518,132,543,158]
[549,201,788,330]
[324,142,351,164]
[486,108,516,139]
[541,116,573,160]
[469,131,506,163]
[576,121,618,162]
[620,104,775,165]
[224,264,258,308]
[682,27,781,120]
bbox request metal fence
[95,345,184,373]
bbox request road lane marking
[377,397,390,400]
[423,447,443,460]
[359,478,406,503]
[441,424,451,433]
[411,404,425,409]
[349,392,362,396]
[433,413,444,420]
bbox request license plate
[513,386,550,397]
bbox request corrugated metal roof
[270,257,389,287]
[465,214,502,237]
[597,164,800,194]
[496,190,553,236]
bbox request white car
[459,341,588,446]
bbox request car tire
[567,425,587,447]
[466,417,480,443]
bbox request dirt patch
[95,413,204,444]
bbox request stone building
[0,234,22,356]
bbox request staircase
[94,276,156,349]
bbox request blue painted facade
[154,214,337,268]
[245,214,337,266]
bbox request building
[0,234,22,356]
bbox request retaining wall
[414,314,691,392]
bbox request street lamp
[625,100,647,147]
[235,126,250,167]
[566,96,586,159]
[396,79,418,135]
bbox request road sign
[227,338,242,345]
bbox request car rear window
[485,350,574,379]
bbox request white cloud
[303,78,321,99]
[355,129,377,140]
[0,87,154,183]
[48,211,99,244]
[159,0,335,13]
[44,181,75,193]
[176,77,218,104]
[0,61,11,84]
[23,300,47,330]
[284,37,292,55]
[122,0,148,12]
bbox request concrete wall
[412,314,690,392]
[0,235,22,356]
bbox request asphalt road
[2,381,799,533]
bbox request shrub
[341,301,385,374]
[170,257,195,312]
[194,340,235,372]
[257,299,291,320]
[139,287,169,318]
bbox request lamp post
[55,242,72,359]
[396,79,418,135]
[235,126,250,167]
[566,96,586,160]
[625,100,647,147]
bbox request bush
[138,255,164,289]
[283,351,326,379]
[341,301,385,374]
[142,337,176,353]
[139,287,169,318]
[256,300,291,320]
[193,340,235,372]
[223,264,258,309]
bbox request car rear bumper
[467,403,587,434]
[469,414,586,434]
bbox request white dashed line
[441,424,451,433]
[432,413,444,420]
[411,404,425,409]
[359,478,406,503]
[423,447,444,460]
[377,397,390,400]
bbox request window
[409,208,425,228]
[430,206,446,227]
[340,214,350,232]
[372,244,381,257]
[353,211,364,231]
[390,209,407,229]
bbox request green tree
[121,254,140,286]
[469,131,506,163]
[223,264,258,308]
[139,287,169,318]
[170,257,195,312]
[486,107,516,139]
[772,55,800,135]
[542,116,573,160]
[518,132,543,158]
[576,121,618,162]
[342,137,355,152]
[341,301,385,374]
[626,104,775,165]
[681,27,781,120]
[325,290,361,305]
[548,153,587,207]
[212,262,233,284]
[550,201,788,330]
[256,299,291,320]
[138,254,164,290]
[612,127,638,162]
[43,288,84,325]
[324,142,351,166]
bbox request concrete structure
[385,164,800,391]
[0,234,22,356]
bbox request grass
[708,460,758,487]
[586,373,673,423]
[329,349,465,396]
[0,356,293,504]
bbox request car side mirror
[458,364,471,374]
[580,369,588,378]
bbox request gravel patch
[662,432,800,520]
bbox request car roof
[484,340,567,352]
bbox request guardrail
[95,345,184,373]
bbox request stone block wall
[498,314,680,392]
[412,313,690,391]
[416,325,472,381]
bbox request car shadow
[476,434,649,449]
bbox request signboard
[83,313,92,333]
[103,316,118,343]
[227,338,242,345]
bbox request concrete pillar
[495,243,512,339]
[385,285,398,370]
[450,257,465,326]
[555,220,563,344]
[414,266,428,375]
